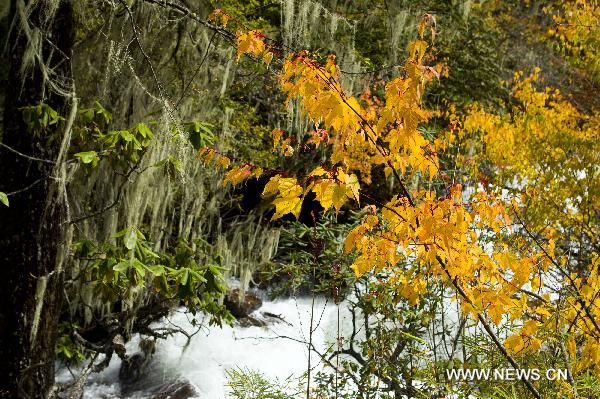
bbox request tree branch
[0,142,56,164]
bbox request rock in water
[119,352,153,396]
[119,338,157,393]
[224,289,262,318]
[238,316,267,327]
[119,353,148,385]
[149,378,198,399]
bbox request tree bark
[0,1,74,397]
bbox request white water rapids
[57,296,350,398]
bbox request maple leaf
[312,179,347,212]
[282,139,294,156]
[207,9,229,27]
[488,300,507,325]
[504,333,526,354]
[215,155,231,168]
[309,166,330,178]
[222,165,252,187]
[307,129,328,147]
[271,195,302,220]
[311,169,360,213]
[236,30,266,60]
[344,215,378,255]
[222,18,600,381]
[263,176,303,220]
[341,170,360,203]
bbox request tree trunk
[0,1,74,397]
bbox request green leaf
[120,130,134,142]
[74,151,99,166]
[146,265,166,276]
[113,261,129,273]
[61,346,73,359]
[135,123,153,139]
[190,270,206,284]
[113,228,128,238]
[94,102,113,125]
[41,112,48,127]
[180,269,189,286]
[132,259,146,279]
[124,228,137,250]
[0,192,8,207]
[81,109,95,123]
[48,108,60,125]
[187,121,215,150]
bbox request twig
[5,177,48,196]
[0,142,55,164]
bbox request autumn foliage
[202,8,599,397]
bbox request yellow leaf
[522,319,539,336]
[531,275,542,291]
[342,171,360,203]
[309,166,329,177]
[251,167,263,178]
[504,334,525,354]
[488,303,504,325]
[262,176,303,220]
[350,256,372,277]
[223,165,252,187]
[282,142,294,156]
[566,336,576,358]
[215,155,231,168]
[344,227,362,254]
[312,179,335,210]
[534,307,551,318]
[263,51,273,65]
[271,128,284,150]
[272,195,302,220]
[236,30,266,60]
[312,179,347,213]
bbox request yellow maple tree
[459,68,600,378]
[200,10,599,397]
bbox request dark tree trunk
[0,1,74,398]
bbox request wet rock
[119,353,149,385]
[262,311,293,326]
[119,338,156,390]
[238,316,267,327]
[149,378,198,399]
[224,289,262,318]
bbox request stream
[57,295,349,398]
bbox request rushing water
[58,295,349,398]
